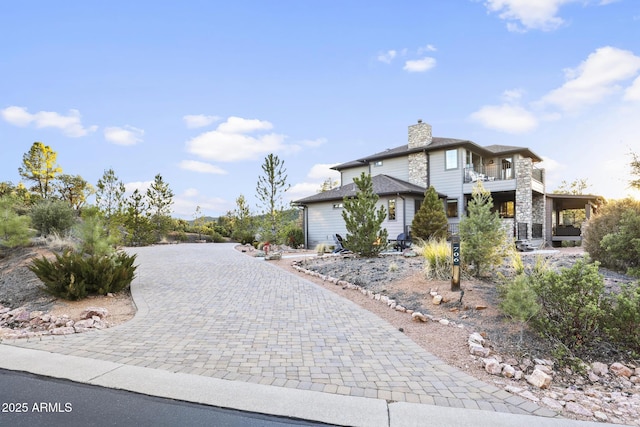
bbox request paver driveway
[7,243,553,416]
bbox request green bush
[584,198,640,276]
[0,196,33,249]
[29,251,137,300]
[412,186,448,240]
[30,199,76,237]
[232,230,255,245]
[529,258,608,350]
[499,274,540,344]
[278,223,304,247]
[605,283,640,353]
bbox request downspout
[426,151,430,187]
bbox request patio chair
[333,234,348,253]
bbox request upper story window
[445,149,458,170]
[373,160,383,167]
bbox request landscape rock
[527,368,552,389]
[565,402,593,418]
[81,307,109,320]
[469,343,491,357]
[610,362,633,378]
[411,312,427,322]
[432,295,443,305]
[591,361,608,376]
[502,364,516,378]
[468,332,485,346]
[482,358,503,375]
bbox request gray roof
[293,174,429,204]
[333,138,542,171]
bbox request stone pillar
[515,158,533,240]
[408,120,431,187]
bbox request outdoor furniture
[333,234,348,253]
[390,232,412,251]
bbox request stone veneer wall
[408,120,432,187]
[532,193,545,239]
[515,158,533,240]
[408,152,428,187]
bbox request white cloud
[217,116,273,134]
[287,163,341,203]
[417,44,437,54]
[306,163,340,180]
[377,50,397,64]
[104,125,144,146]
[624,75,640,101]
[178,160,227,174]
[0,106,97,137]
[172,190,231,218]
[183,114,220,129]
[124,180,153,194]
[539,46,640,111]
[484,0,576,32]
[186,116,291,162]
[403,57,437,73]
[470,104,538,133]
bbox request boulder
[502,364,516,378]
[610,362,633,378]
[483,358,503,375]
[468,332,485,346]
[527,368,552,389]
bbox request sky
[1,0,639,219]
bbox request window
[414,200,422,214]
[497,201,515,218]
[388,199,396,221]
[445,149,458,170]
[446,199,458,218]
[332,203,343,209]
[373,160,383,167]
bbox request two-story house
[294,120,598,249]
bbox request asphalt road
[0,369,334,427]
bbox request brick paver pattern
[7,244,555,416]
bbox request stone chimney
[408,119,432,148]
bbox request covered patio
[545,193,601,247]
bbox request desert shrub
[30,199,76,237]
[599,208,640,277]
[583,198,640,276]
[232,230,255,245]
[419,239,451,280]
[74,215,118,257]
[499,274,540,344]
[30,251,137,300]
[0,196,33,249]
[207,230,226,243]
[605,283,640,354]
[529,258,609,351]
[278,223,304,248]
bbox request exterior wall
[515,158,533,240]
[305,202,348,248]
[532,193,545,240]
[430,149,464,217]
[341,166,368,186]
[370,156,409,181]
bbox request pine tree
[341,173,388,257]
[256,154,290,242]
[146,173,174,241]
[18,142,62,199]
[459,181,509,276]
[411,186,448,241]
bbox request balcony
[464,165,544,184]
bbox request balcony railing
[464,165,544,184]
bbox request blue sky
[1,0,639,219]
